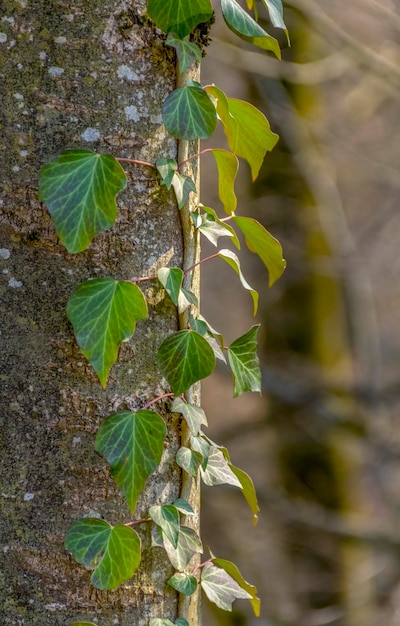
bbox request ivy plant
[38,0,289,624]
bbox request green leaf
[163,526,203,570]
[39,149,126,253]
[168,572,198,596]
[158,330,216,396]
[156,157,177,189]
[149,504,180,548]
[212,558,260,616]
[210,149,239,214]
[190,435,210,469]
[200,562,252,611]
[220,0,280,58]
[173,498,195,515]
[172,397,208,435]
[158,267,194,313]
[201,447,242,488]
[65,519,141,590]
[171,172,197,209]
[166,33,202,73]
[163,86,217,140]
[147,0,213,38]
[205,86,279,180]
[95,410,166,513]
[261,0,289,37]
[194,205,240,248]
[229,464,260,525]
[175,620,190,626]
[67,278,147,388]
[228,325,261,397]
[233,216,286,286]
[176,446,203,477]
[195,312,225,349]
[217,249,259,315]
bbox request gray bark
[0,1,190,624]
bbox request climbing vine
[38,1,289,625]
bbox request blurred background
[199,1,400,625]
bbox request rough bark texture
[0,1,189,624]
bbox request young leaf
[229,464,260,525]
[171,172,197,209]
[156,157,177,189]
[217,249,259,315]
[149,504,180,548]
[200,447,242,488]
[173,498,195,515]
[233,216,286,286]
[200,562,252,611]
[95,410,166,513]
[212,557,260,616]
[158,267,183,306]
[228,325,262,397]
[205,85,279,180]
[67,278,148,388]
[158,330,216,396]
[260,0,289,37]
[65,519,141,590]
[191,434,211,469]
[210,149,239,214]
[166,33,202,73]
[220,0,280,58]
[176,446,202,477]
[172,397,208,435]
[39,150,126,253]
[163,526,203,570]
[168,572,198,596]
[194,205,240,248]
[163,86,217,140]
[147,0,213,38]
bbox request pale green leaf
[221,0,280,58]
[190,435,210,469]
[158,330,216,396]
[168,572,198,596]
[39,150,126,253]
[201,447,242,488]
[147,0,213,37]
[65,519,141,590]
[212,558,260,616]
[218,249,259,315]
[67,278,147,388]
[163,526,203,570]
[166,33,202,73]
[149,504,180,548]
[156,158,177,189]
[228,325,261,397]
[194,205,240,248]
[229,464,260,525]
[172,397,208,435]
[211,149,239,214]
[233,216,286,286]
[176,446,202,476]
[95,410,166,513]
[173,498,195,515]
[171,172,197,209]
[200,562,252,611]
[157,267,184,306]
[261,0,289,37]
[163,86,217,140]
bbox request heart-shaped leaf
[163,526,203,570]
[149,504,180,548]
[233,216,286,286]
[157,267,192,313]
[212,557,260,616]
[166,33,202,73]
[156,158,178,189]
[176,446,203,476]
[65,519,141,590]
[67,278,147,388]
[171,172,197,209]
[221,0,280,58]
[228,325,261,397]
[168,572,198,595]
[147,0,213,38]
[39,150,126,253]
[200,562,252,611]
[193,206,240,248]
[200,447,242,488]
[95,410,166,512]
[210,149,239,214]
[163,86,217,140]
[172,397,208,435]
[218,249,259,315]
[173,498,195,515]
[158,330,216,396]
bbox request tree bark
[0,1,192,624]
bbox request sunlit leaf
[211,149,238,214]
[201,447,242,488]
[156,157,177,189]
[166,33,202,73]
[200,562,252,611]
[163,86,217,140]
[261,0,289,39]
[95,410,166,512]
[190,435,211,469]
[212,557,260,616]
[39,150,126,253]
[65,519,141,590]
[158,330,216,396]
[67,278,147,388]
[171,172,197,209]
[149,504,180,548]
[193,205,240,248]
[229,464,260,525]
[172,397,208,435]
[163,526,203,570]
[205,85,279,180]
[176,446,202,476]
[233,216,286,286]
[228,325,261,397]
[168,572,198,596]
[218,249,259,315]
[221,0,280,58]
[147,0,213,38]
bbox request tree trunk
[0,2,193,624]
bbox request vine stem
[141,392,174,411]
[124,517,151,526]
[116,157,156,169]
[184,253,220,277]
[178,148,214,171]
[191,557,213,576]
